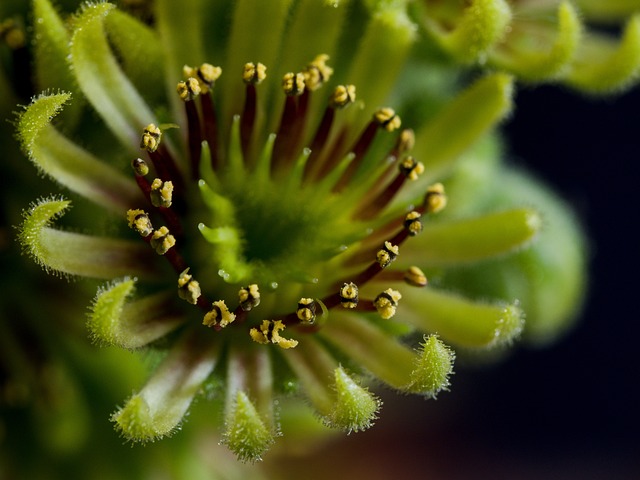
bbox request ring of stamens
[123,54,446,349]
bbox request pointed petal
[426,0,512,63]
[401,287,524,348]
[112,329,221,442]
[567,14,640,93]
[18,198,159,279]
[490,2,582,82]
[16,93,142,211]
[88,278,186,349]
[69,3,157,151]
[413,73,514,183]
[403,207,542,266]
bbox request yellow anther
[131,158,149,176]
[376,241,399,269]
[249,320,298,349]
[296,298,317,324]
[424,183,447,214]
[177,77,201,101]
[282,72,305,96]
[339,282,359,309]
[243,62,267,85]
[150,178,173,208]
[374,288,402,319]
[303,54,333,91]
[203,300,236,328]
[403,211,423,236]
[126,209,153,237]
[177,268,201,305]
[397,129,415,154]
[374,108,401,132]
[183,63,221,93]
[330,84,356,109]
[0,19,26,49]
[150,226,176,255]
[140,124,162,152]
[404,266,428,287]
[238,284,260,311]
[399,156,425,181]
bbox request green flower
[10,0,591,463]
[417,0,640,92]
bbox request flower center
[127,55,444,345]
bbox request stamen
[333,108,402,192]
[184,64,222,172]
[423,183,447,213]
[241,63,266,162]
[127,209,153,237]
[184,63,221,94]
[296,298,317,325]
[399,156,425,180]
[177,268,201,305]
[140,124,184,190]
[273,72,306,171]
[304,85,357,181]
[149,178,173,208]
[403,211,423,237]
[303,54,333,91]
[368,266,428,287]
[249,320,298,349]
[130,159,183,236]
[330,84,356,109]
[132,157,150,177]
[339,282,359,309]
[177,77,202,101]
[376,241,399,269]
[373,288,402,319]
[357,156,425,220]
[140,124,162,152]
[374,108,402,133]
[404,266,428,287]
[203,300,236,328]
[177,79,204,180]
[282,72,306,96]
[238,284,261,311]
[150,226,176,255]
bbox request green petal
[567,14,640,93]
[438,169,587,345]
[345,5,416,122]
[69,2,156,150]
[403,207,541,267]
[104,9,165,105]
[32,0,82,123]
[220,0,293,133]
[222,391,274,463]
[329,366,380,433]
[406,335,455,398]
[412,73,514,183]
[88,278,185,349]
[401,287,524,348]
[156,0,207,120]
[321,314,417,389]
[280,338,337,417]
[16,92,142,211]
[19,197,159,279]
[112,329,220,442]
[490,2,582,82]
[427,0,512,63]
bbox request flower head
[12,0,590,462]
